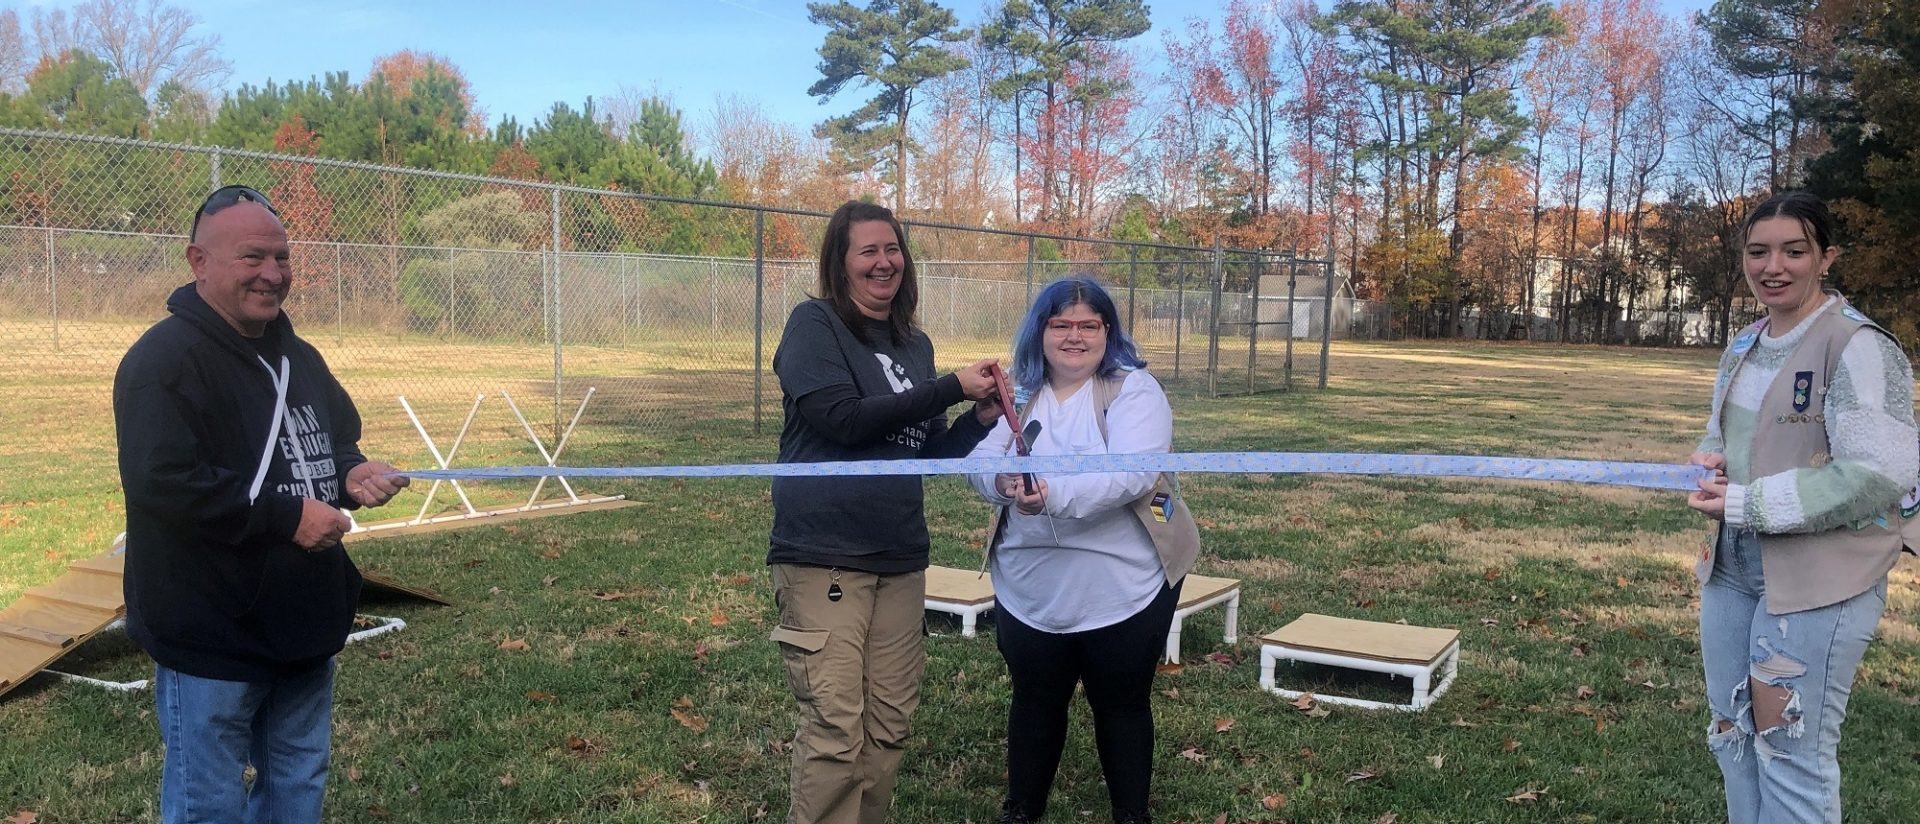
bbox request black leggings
[994,578,1182,819]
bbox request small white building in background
[1255,259,1353,339]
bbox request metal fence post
[1207,240,1223,399]
[209,147,221,188]
[753,209,766,436]
[550,188,563,442]
[46,227,59,352]
[445,247,456,336]
[1284,251,1298,391]
[1319,257,1334,389]
[1025,236,1035,302]
[1248,252,1263,394]
[335,243,345,348]
[1174,259,1185,380]
[1126,246,1138,334]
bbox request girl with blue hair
[967,275,1188,824]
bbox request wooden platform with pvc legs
[1258,613,1461,711]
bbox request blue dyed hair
[1010,275,1146,395]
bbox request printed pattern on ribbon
[402,452,1708,491]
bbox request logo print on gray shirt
[875,353,914,393]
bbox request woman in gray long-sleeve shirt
[766,200,1001,824]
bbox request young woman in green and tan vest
[1684,191,1918,824]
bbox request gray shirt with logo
[769,299,991,573]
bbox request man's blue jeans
[155,660,335,824]
[1700,527,1886,824]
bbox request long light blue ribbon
[403,453,1705,491]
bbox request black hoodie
[114,284,367,681]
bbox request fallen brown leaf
[1160,687,1181,699]
[1502,738,1522,753]
[1156,662,1185,675]
[671,707,710,733]
[1345,769,1378,783]
[1290,692,1317,711]
[1213,814,1228,824]
[1575,684,1595,700]
[1178,747,1208,763]
[498,773,516,787]
[367,805,392,819]
[566,735,590,751]
[1213,716,1236,733]
[526,690,557,702]
[347,765,362,782]
[590,591,630,601]
[1427,754,1445,769]
[7,811,39,824]
[708,609,730,627]
[1505,787,1548,803]
[542,575,558,587]
[498,637,529,652]
[1262,793,1288,810]
[1374,814,1400,824]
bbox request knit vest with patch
[1695,298,1915,614]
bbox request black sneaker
[994,801,1038,824]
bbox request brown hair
[816,200,918,344]
[1742,190,1837,253]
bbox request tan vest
[1695,298,1918,614]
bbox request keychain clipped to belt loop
[827,568,843,602]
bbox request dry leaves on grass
[526,691,557,702]
[709,609,730,627]
[1427,754,1445,769]
[1505,787,1548,803]
[672,695,709,733]
[1291,692,1331,718]
[591,591,631,601]
[1344,769,1379,784]
[1375,813,1400,824]
[1575,684,1596,699]
[1262,793,1288,810]
[497,637,529,652]
[7,811,38,824]
[1213,717,1236,733]
[566,735,593,752]
[1156,662,1185,675]
[1502,738,1522,753]
[1178,747,1208,763]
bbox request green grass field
[2,334,1917,823]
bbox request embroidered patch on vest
[1731,330,1758,356]
[1902,485,1920,519]
[1149,492,1171,523]
[1842,304,1868,323]
[1809,450,1830,468]
[1792,371,1813,412]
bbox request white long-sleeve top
[967,368,1173,633]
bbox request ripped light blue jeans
[1699,526,1887,824]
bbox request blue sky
[24,0,1714,133]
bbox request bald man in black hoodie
[114,185,409,823]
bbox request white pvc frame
[1258,639,1461,711]
[1164,586,1241,664]
[358,389,622,534]
[924,597,995,638]
[44,615,409,693]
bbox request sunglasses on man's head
[188,185,278,242]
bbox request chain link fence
[0,127,1333,553]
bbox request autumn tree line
[2,0,1915,345]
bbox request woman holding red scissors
[967,276,1184,824]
